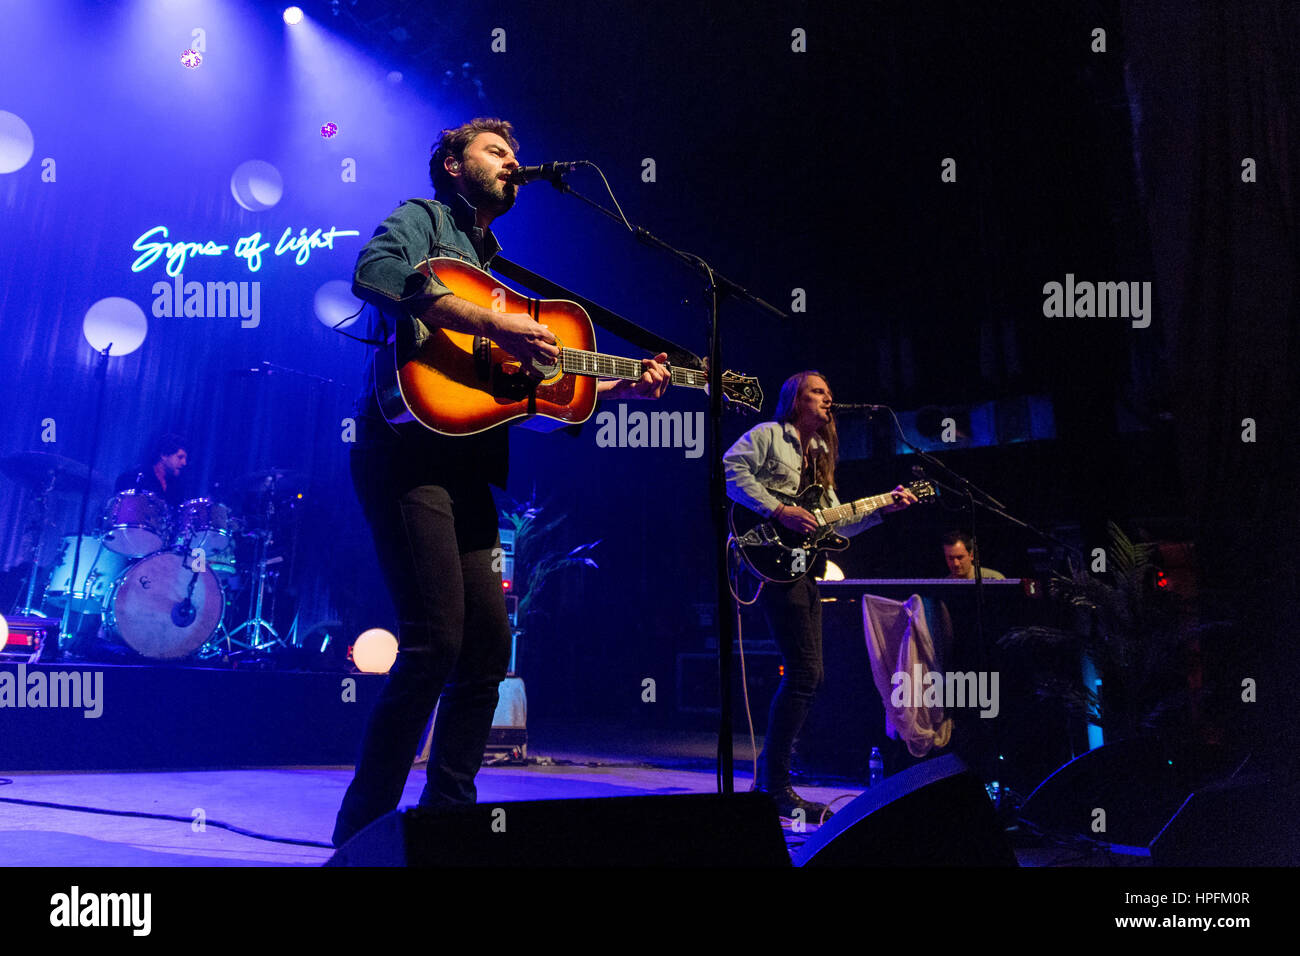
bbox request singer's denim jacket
[723,422,882,537]
[352,193,500,322]
[350,192,499,387]
[349,194,511,483]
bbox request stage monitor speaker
[1018,738,1189,848]
[326,792,791,867]
[1149,773,1298,866]
[792,754,1017,866]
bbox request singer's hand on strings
[493,313,559,368]
[609,352,670,400]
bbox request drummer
[114,433,189,509]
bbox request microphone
[832,403,886,411]
[911,465,928,479]
[505,161,583,185]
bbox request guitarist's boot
[753,751,834,822]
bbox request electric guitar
[730,480,937,582]
[374,257,764,435]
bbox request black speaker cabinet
[1018,738,1190,848]
[792,754,1017,866]
[326,792,791,867]
[1149,773,1298,866]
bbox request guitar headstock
[907,480,938,504]
[720,371,763,415]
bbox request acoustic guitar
[374,257,763,435]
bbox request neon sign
[131,225,361,275]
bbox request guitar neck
[818,491,895,527]
[560,348,706,389]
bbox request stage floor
[0,722,856,866]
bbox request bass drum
[104,550,225,659]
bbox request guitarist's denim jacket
[723,422,882,537]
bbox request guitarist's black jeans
[757,576,823,790]
[332,426,512,847]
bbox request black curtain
[1125,0,1300,769]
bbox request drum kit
[3,451,310,662]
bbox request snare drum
[103,550,225,659]
[102,489,170,557]
[44,535,130,613]
[207,544,238,582]
[174,498,234,552]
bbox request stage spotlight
[352,628,398,674]
[0,613,8,653]
[283,7,304,25]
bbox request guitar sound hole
[528,356,561,379]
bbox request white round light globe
[816,559,845,582]
[0,613,8,652]
[230,159,284,212]
[353,628,398,674]
[0,111,35,174]
[314,279,362,330]
[83,297,148,356]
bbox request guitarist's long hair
[773,370,839,492]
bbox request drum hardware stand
[58,344,113,655]
[15,470,57,617]
[224,529,281,653]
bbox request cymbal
[221,467,312,498]
[0,451,99,493]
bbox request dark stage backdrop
[0,1,1289,737]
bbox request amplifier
[419,676,528,761]
[0,615,56,663]
[676,651,782,719]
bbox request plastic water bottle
[868,747,884,786]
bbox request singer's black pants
[332,423,512,848]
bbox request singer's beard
[463,165,516,216]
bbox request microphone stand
[878,408,1082,787]
[542,171,786,794]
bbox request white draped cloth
[862,593,953,757]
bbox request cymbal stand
[58,344,112,655]
[225,479,282,654]
[15,470,57,617]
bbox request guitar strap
[406,199,701,368]
[489,255,704,371]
